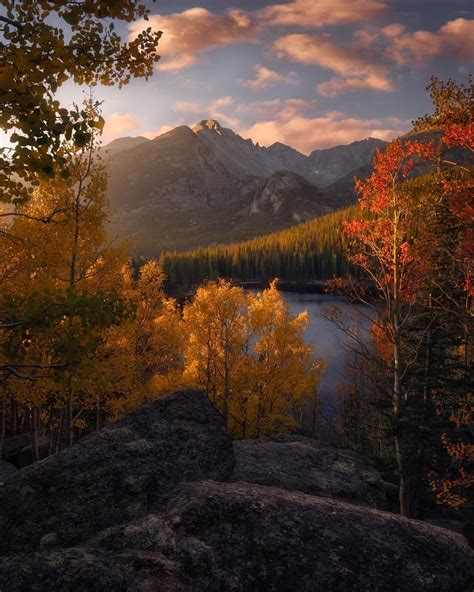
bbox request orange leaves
[356,140,438,215]
[442,123,474,152]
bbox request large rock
[0,481,472,591]
[2,433,30,466]
[0,390,234,555]
[231,435,397,510]
[0,459,17,482]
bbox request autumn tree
[246,280,323,437]
[413,77,473,510]
[183,279,323,437]
[0,0,161,204]
[0,119,131,448]
[104,261,184,419]
[342,140,436,517]
[183,280,250,427]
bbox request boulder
[0,390,234,555]
[0,459,17,482]
[18,435,51,466]
[0,481,472,591]
[231,435,397,510]
[2,433,30,466]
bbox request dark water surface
[279,292,372,393]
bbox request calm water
[279,292,372,393]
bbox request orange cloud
[103,112,140,142]
[259,0,388,27]
[244,65,299,89]
[244,110,403,153]
[274,34,393,94]
[129,8,258,72]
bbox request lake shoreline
[234,280,328,294]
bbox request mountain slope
[309,137,386,187]
[105,121,385,255]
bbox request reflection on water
[279,292,372,393]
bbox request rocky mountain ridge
[104,120,384,253]
[0,390,472,591]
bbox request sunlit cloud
[171,97,239,128]
[129,8,258,72]
[103,112,140,142]
[382,18,474,65]
[274,34,393,95]
[259,0,388,28]
[243,65,299,89]
[243,109,404,153]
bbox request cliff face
[1,390,472,591]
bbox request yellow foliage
[182,279,324,437]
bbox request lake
[279,292,372,394]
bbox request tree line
[160,206,358,295]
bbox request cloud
[243,64,299,89]
[103,112,140,142]
[172,97,239,128]
[129,7,258,72]
[243,109,403,153]
[142,124,182,139]
[316,75,390,97]
[235,98,317,122]
[382,18,474,65]
[259,0,388,27]
[274,34,393,95]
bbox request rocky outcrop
[231,435,397,510]
[1,390,472,591]
[2,432,30,465]
[1,481,472,591]
[0,390,234,555]
[0,459,17,482]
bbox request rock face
[309,137,386,187]
[1,390,473,591]
[1,481,472,592]
[0,390,234,555]
[0,459,17,482]
[231,435,397,510]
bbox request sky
[59,0,474,153]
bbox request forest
[160,206,358,295]
[0,0,472,531]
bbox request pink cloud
[244,64,299,89]
[259,0,388,27]
[103,112,140,142]
[129,8,258,72]
[382,18,474,65]
[243,109,403,153]
[274,34,393,94]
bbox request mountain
[102,136,150,158]
[104,120,385,254]
[309,138,386,187]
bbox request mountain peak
[193,119,223,134]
